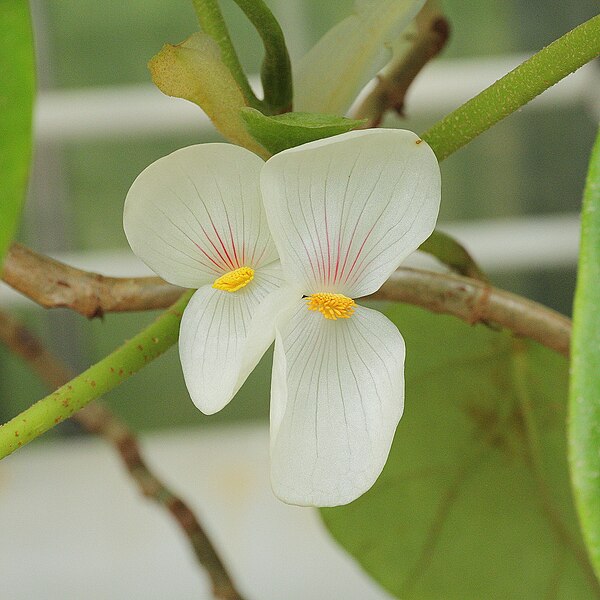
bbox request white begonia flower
[260,129,441,506]
[123,144,299,414]
[294,0,425,116]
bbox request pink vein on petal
[211,221,236,270]
[333,232,342,286]
[343,226,375,286]
[324,198,332,286]
[227,215,241,268]
[199,224,232,272]
[194,241,227,272]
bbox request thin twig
[1,243,571,357]
[353,0,450,126]
[0,309,245,600]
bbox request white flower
[123,130,440,508]
[294,0,424,115]
[123,144,298,414]
[260,129,441,506]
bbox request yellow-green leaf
[149,32,268,158]
[0,0,35,269]
[569,126,600,579]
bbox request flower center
[307,293,356,320]
[212,266,255,292]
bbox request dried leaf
[149,32,268,157]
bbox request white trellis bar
[34,55,600,142]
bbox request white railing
[5,53,593,308]
[35,55,600,142]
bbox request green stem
[0,290,192,459]
[231,0,292,113]
[192,0,262,109]
[421,14,600,161]
[192,0,292,114]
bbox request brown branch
[0,309,245,600]
[353,0,450,126]
[2,243,183,318]
[373,269,571,357]
[2,242,571,356]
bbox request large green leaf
[569,127,600,577]
[0,0,35,269]
[321,304,599,599]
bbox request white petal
[270,302,405,506]
[260,129,441,297]
[179,262,299,414]
[124,144,277,288]
[294,0,424,115]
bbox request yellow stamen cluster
[212,266,255,292]
[307,292,356,320]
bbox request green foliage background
[322,304,598,598]
[1,1,599,596]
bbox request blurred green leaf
[0,0,34,269]
[240,108,365,154]
[322,304,599,599]
[569,127,600,578]
[419,229,488,281]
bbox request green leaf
[419,229,488,281]
[569,127,600,578]
[0,0,35,269]
[321,304,599,599]
[240,108,366,154]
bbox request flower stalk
[192,0,292,113]
[231,0,292,113]
[0,290,192,459]
[422,14,600,161]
